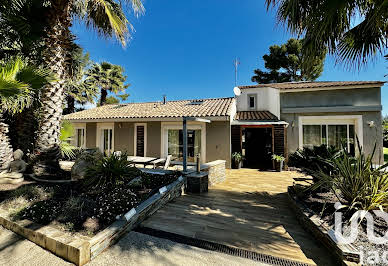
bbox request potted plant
[272,154,285,172]
[231,152,243,169]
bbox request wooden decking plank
[141,169,333,265]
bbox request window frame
[134,123,147,156]
[96,123,115,155]
[73,123,86,149]
[161,122,206,163]
[298,115,363,152]
[247,94,256,109]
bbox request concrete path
[0,226,267,266]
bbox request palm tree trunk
[9,108,38,158]
[0,113,13,169]
[100,89,108,106]
[64,95,75,114]
[33,2,72,176]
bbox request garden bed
[289,185,388,266]
[0,168,184,265]
[0,169,180,235]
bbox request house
[64,81,385,168]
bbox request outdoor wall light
[367,121,375,127]
[291,121,295,128]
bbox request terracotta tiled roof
[234,111,278,121]
[64,97,235,120]
[239,81,385,90]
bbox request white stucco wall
[236,87,280,118]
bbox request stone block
[186,172,208,194]
[202,160,226,186]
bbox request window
[75,128,85,148]
[248,94,256,109]
[167,129,201,162]
[102,129,113,156]
[302,124,355,154]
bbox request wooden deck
[141,169,336,265]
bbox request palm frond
[59,121,78,159]
[84,0,130,45]
[0,57,51,113]
[268,0,387,67]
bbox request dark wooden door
[245,127,272,169]
[136,125,145,156]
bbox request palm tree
[85,61,129,106]
[265,0,387,67]
[64,44,99,114]
[0,57,52,169]
[32,0,144,176]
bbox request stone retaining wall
[288,186,359,265]
[0,176,185,265]
[201,160,226,186]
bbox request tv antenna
[233,57,240,86]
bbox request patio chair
[163,155,172,170]
[113,151,122,157]
[153,155,172,170]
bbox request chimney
[163,95,167,104]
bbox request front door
[243,127,272,169]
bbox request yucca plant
[83,153,140,189]
[289,144,341,179]
[311,140,388,211]
[361,174,388,211]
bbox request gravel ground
[0,226,267,266]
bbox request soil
[0,171,180,236]
[298,189,388,266]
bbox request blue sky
[72,0,387,114]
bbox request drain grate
[135,227,312,266]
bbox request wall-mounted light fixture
[291,121,295,128]
[367,121,375,128]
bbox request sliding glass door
[302,124,355,154]
[167,129,201,162]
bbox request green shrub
[231,152,243,163]
[57,196,96,227]
[141,172,180,190]
[271,154,285,162]
[289,144,341,177]
[83,153,141,188]
[311,143,388,211]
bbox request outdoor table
[127,156,165,168]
